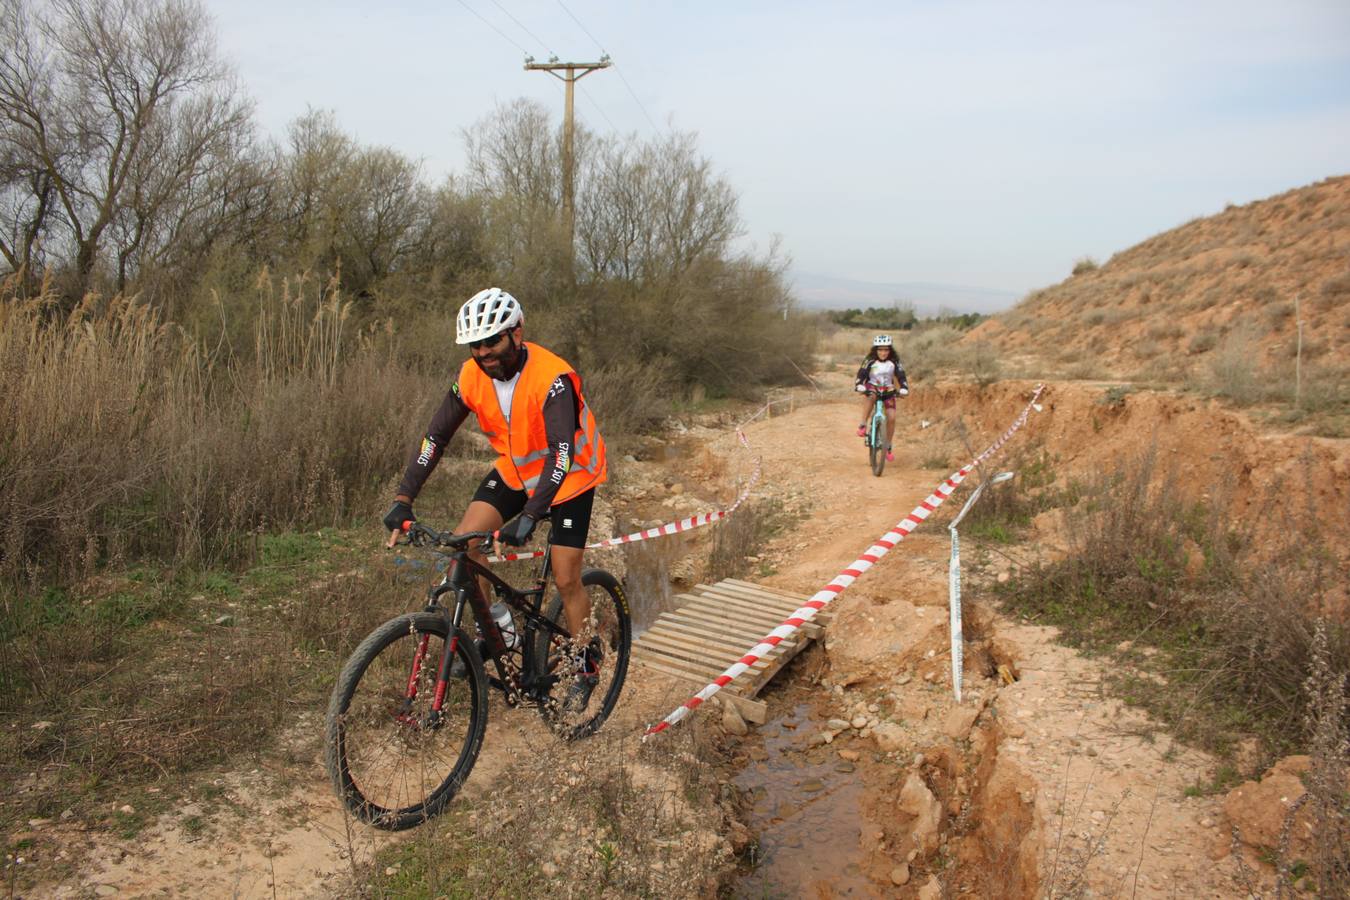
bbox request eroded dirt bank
[653,375,1346,897]
[20,375,1346,897]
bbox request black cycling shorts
[471,468,595,549]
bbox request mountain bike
[864,390,891,477]
[324,522,632,830]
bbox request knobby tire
[869,413,886,477]
[532,569,632,740]
[325,612,488,831]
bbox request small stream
[732,702,884,898]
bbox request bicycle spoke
[536,571,631,739]
[333,622,482,825]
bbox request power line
[611,63,662,135]
[455,0,530,55]
[525,57,612,246]
[554,0,607,55]
[456,0,624,138]
[576,83,619,133]
[480,0,623,135]
[553,0,663,134]
[487,0,555,57]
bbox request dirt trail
[662,375,1269,897]
[35,374,1343,897]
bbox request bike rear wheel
[533,569,632,740]
[325,612,488,830]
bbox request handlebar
[398,521,498,551]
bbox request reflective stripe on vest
[458,343,608,505]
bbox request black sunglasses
[468,331,508,350]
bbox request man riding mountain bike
[383,287,608,713]
[855,333,909,463]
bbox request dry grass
[0,277,424,584]
[364,712,736,897]
[904,325,1004,386]
[0,529,407,827]
[992,450,1350,759]
[1300,621,1350,895]
[706,498,793,582]
[815,323,874,368]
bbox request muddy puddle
[732,702,885,898]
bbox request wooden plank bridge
[632,578,830,724]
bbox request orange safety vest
[457,342,607,505]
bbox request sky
[207,0,1350,303]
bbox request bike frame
[868,395,886,448]
[407,534,574,717]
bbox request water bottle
[489,602,517,649]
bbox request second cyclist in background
[854,334,910,462]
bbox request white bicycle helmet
[456,288,523,344]
[873,334,893,347]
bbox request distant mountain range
[790,271,1021,316]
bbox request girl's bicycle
[864,390,892,477]
[324,522,632,830]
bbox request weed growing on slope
[0,528,408,831]
[363,717,734,897]
[991,451,1349,759]
[706,498,797,583]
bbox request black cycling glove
[497,513,537,547]
[383,500,415,534]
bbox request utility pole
[524,55,611,252]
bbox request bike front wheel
[869,419,886,477]
[533,569,632,740]
[325,612,488,830]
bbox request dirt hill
[970,175,1350,387]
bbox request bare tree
[0,0,62,282]
[576,130,738,286]
[464,98,561,206]
[336,145,428,294]
[0,0,251,300]
[272,111,434,298]
[279,108,353,270]
[463,98,575,281]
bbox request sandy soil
[656,370,1343,897]
[26,370,1346,897]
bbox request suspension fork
[402,633,432,707]
[397,572,465,717]
[427,567,481,713]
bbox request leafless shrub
[0,277,419,583]
[365,715,735,897]
[996,451,1350,756]
[1301,621,1350,895]
[1206,326,1260,402]
[583,357,675,436]
[1133,338,1162,360]
[1187,330,1219,354]
[1317,271,1350,309]
[903,325,963,380]
[707,499,785,583]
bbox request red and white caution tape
[644,385,1046,737]
[486,430,763,563]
